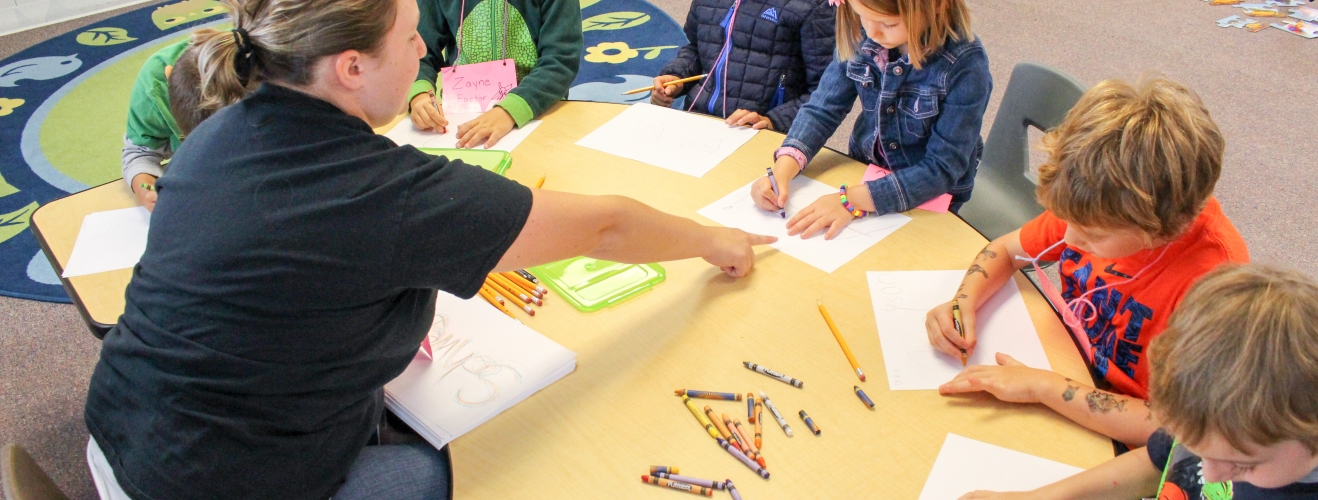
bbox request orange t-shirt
[1018,197,1249,398]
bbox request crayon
[759,391,793,437]
[854,386,875,410]
[650,466,680,475]
[675,389,742,401]
[754,399,763,448]
[705,406,738,448]
[653,473,725,490]
[682,396,721,440]
[952,299,968,366]
[726,480,743,500]
[642,475,713,496]
[818,300,865,381]
[799,410,821,436]
[743,362,803,388]
[733,418,765,468]
[747,393,755,421]
[721,413,747,453]
[716,438,769,479]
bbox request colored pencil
[818,300,865,381]
[623,73,707,95]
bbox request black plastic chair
[961,63,1087,241]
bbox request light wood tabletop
[32,101,1111,497]
[30,180,137,337]
[445,102,1112,499]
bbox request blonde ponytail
[190,0,397,109]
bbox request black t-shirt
[84,84,532,499]
[1147,429,1318,499]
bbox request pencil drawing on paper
[427,315,524,407]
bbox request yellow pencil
[491,273,542,306]
[622,74,708,95]
[534,176,545,189]
[486,277,533,313]
[818,300,865,382]
[502,271,547,297]
[478,287,515,318]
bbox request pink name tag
[863,164,953,213]
[440,59,517,114]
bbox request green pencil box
[529,257,665,312]
[418,148,512,176]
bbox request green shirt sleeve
[505,0,582,119]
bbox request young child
[929,76,1250,447]
[649,0,835,132]
[750,0,990,239]
[960,264,1318,499]
[407,0,582,148]
[121,34,244,211]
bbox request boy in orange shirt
[926,75,1249,447]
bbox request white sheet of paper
[61,207,150,278]
[384,291,576,449]
[383,114,542,152]
[574,103,759,177]
[697,176,912,273]
[868,270,1051,390]
[918,434,1082,500]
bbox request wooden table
[450,102,1112,498]
[30,180,137,337]
[31,101,1112,497]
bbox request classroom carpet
[2,0,1316,498]
[0,0,685,303]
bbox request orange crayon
[733,418,765,468]
[754,399,763,449]
[704,406,738,450]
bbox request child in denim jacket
[751,0,991,239]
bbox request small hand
[725,109,773,130]
[926,299,978,358]
[409,93,449,133]
[750,156,799,212]
[650,75,681,107]
[456,107,516,149]
[131,173,158,212]
[703,227,777,278]
[938,353,1058,404]
[786,193,855,240]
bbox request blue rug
[0,0,685,303]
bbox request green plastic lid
[418,148,512,176]
[529,257,665,312]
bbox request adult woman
[82,0,772,498]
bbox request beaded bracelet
[839,185,869,218]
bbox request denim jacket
[780,35,991,214]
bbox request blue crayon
[799,410,821,435]
[854,386,875,410]
[746,394,755,421]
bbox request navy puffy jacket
[659,0,834,131]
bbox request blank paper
[575,103,759,178]
[698,176,911,273]
[868,270,1050,390]
[918,434,1083,499]
[384,114,543,152]
[62,207,150,278]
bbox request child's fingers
[797,217,831,239]
[995,352,1022,367]
[752,118,770,130]
[751,178,779,211]
[823,217,849,240]
[725,109,749,125]
[735,111,763,127]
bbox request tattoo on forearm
[966,264,988,279]
[977,245,998,261]
[1062,379,1078,402]
[954,284,968,300]
[1085,391,1128,413]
